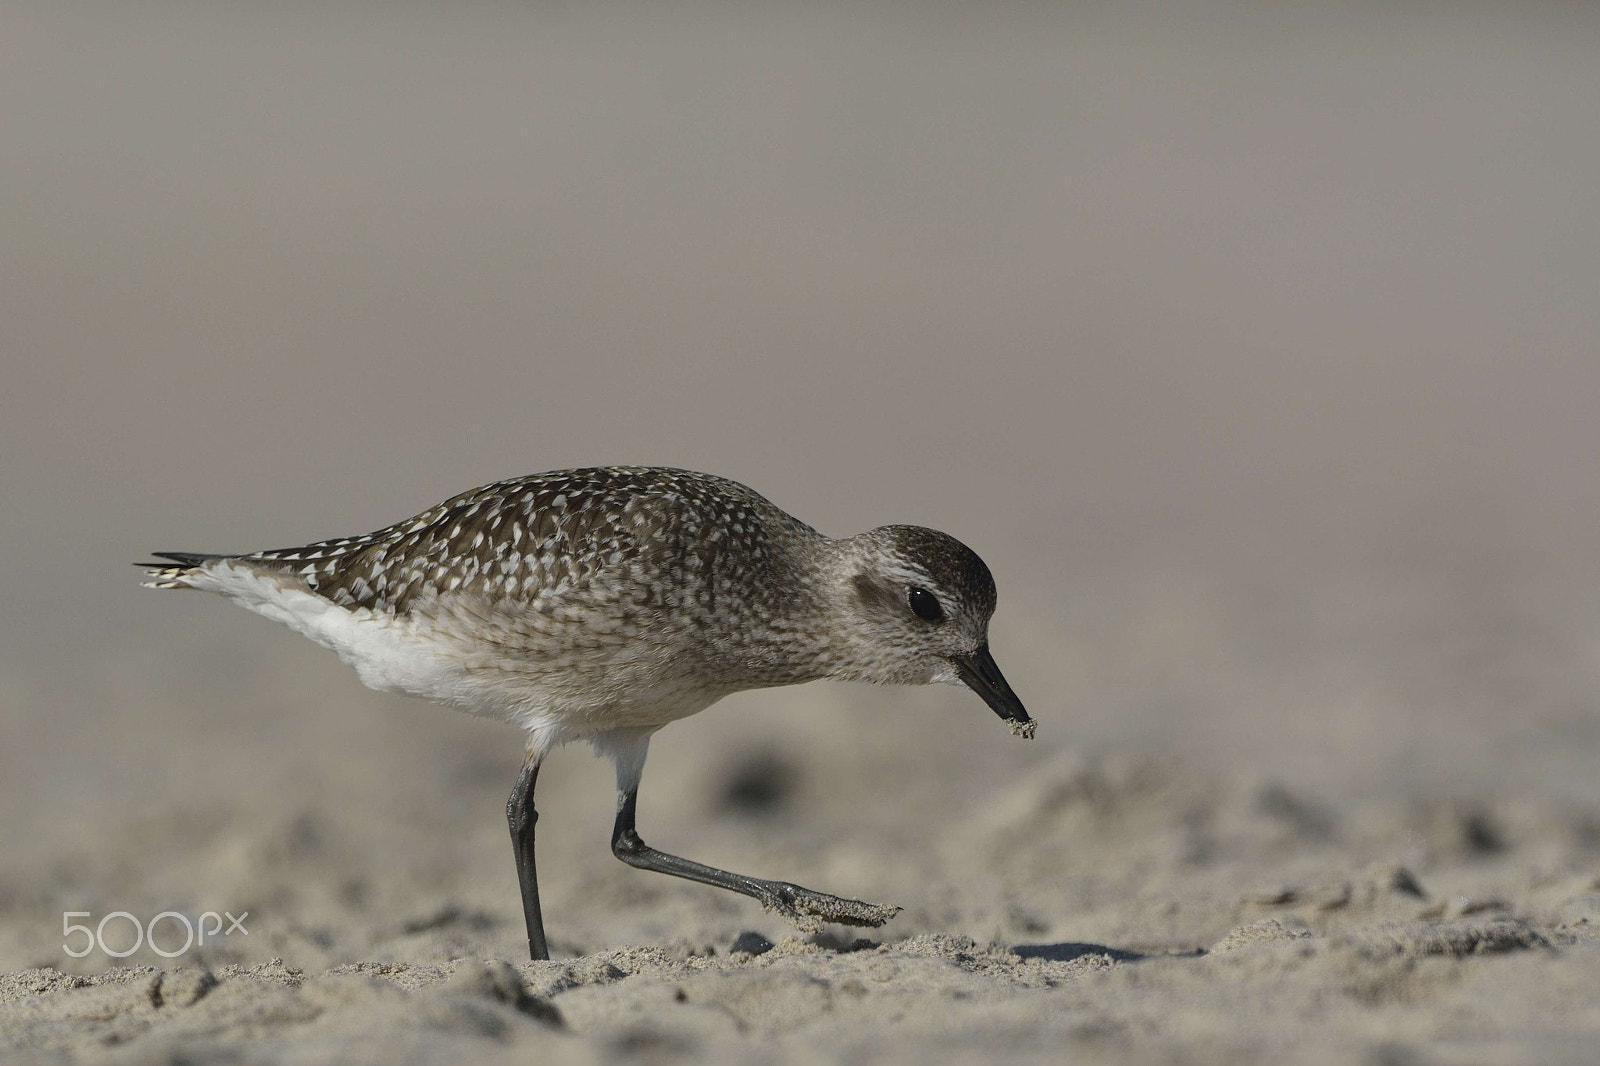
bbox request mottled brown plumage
[143,466,1030,956]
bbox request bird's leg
[506,753,549,961]
[609,786,901,932]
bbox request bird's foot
[760,882,901,932]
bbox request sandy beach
[3,3,1599,1062]
[5,671,1600,1063]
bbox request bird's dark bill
[949,646,1034,739]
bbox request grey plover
[142,467,1032,959]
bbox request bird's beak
[948,646,1034,739]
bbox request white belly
[183,562,724,743]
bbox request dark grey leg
[507,757,549,961]
[609,787,900,930]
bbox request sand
[4,766,1599,1066]
[3,644,1599,1064]
[4,3,1600,1062]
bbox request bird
[141,466,1033,960]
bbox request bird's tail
[138,551,227,589]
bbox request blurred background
[2,2,1597,966]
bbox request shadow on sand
[1013,942,1150,963]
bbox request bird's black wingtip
[148,551,223,567]
[137,551,226,586]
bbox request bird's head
[821,525,1033,738]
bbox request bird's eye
[907,587,944,623]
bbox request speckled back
[244,468,818,619]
